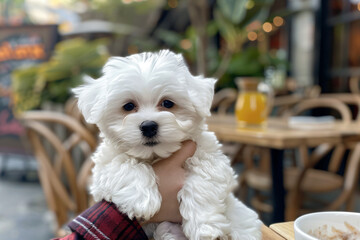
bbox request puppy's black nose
[140,121,158,138]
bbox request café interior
[1,0,360,239]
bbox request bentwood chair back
[319,93,360,122]
[64,97,99,136]
[19,111,97,236]
[283,97,352,123]
[270,85,322,118]
[211,88,237,115]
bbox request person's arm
[147,140,196,223]
[53,200,147,240]
[55,140,196,240]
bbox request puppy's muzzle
[140,120,158,138]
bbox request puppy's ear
[175,54,216,117]
[72,75,106,124]
[188,76,217,117]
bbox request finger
[181,140,197,157]
[171,140,196,166]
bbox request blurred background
[0,0,360,239]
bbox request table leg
[270,149,285,223]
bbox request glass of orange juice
[235,78,271,128]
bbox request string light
[247,32,257,41]
[273,16,284,27]
[262,22,272,33]
[180,39,192,50]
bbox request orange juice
[235,91,267,126]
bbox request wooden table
[269,222,295,240]
[207,115,360,222]
[262,224,286,239]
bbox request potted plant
[11,38,109,113]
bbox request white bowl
[294,211,360,240]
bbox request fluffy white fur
[73,50,262,240]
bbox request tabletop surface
[207,114,360,149]
[269,222,295,240]
[262,224,286,239]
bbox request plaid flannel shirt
[55,200,148,240]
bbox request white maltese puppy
[73,50,262,240]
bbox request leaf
[10,38,109,111]
[217,0,248,24]
[214,9,238,47]
[238,0,274,28]
[267,8,303,21]
[227,48,263,75]
[154,29,183,47]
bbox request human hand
[148,140,196,223]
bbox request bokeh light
[127,45,138,54]
[180,39,192,50]
[168,0,178,8]
[273,16,284,27]
[247,32,257,41]
[262,22,272,33]
[246,0,255,9]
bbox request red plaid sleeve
[57,200,148,240]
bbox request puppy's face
[73,50,215,159]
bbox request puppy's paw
[127,193,162,220]
[197,224,225,240]
[229,219,263,240]
[154,222,187,240]
[184,223,228,240]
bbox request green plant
[215,47,288,89]
[149,0,277,85]
[212,0,274,86]
[11,38,109,113]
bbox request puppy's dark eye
[123,102,135,111]
[161,100,174,109]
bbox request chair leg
[345,194,355,212]
[285,191,303,221]
[234,174,248,203]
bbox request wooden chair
[284,96,360,219]
[286,141,360,220]
[243,98,358,220]
[319,93,360,121]
[211,88,237,115]
[303,85,321,99]
[349,77,360,94]
[271,94,304,117]
[271,85,322,117]
[64,97,99,136]
[18,111,97,236]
